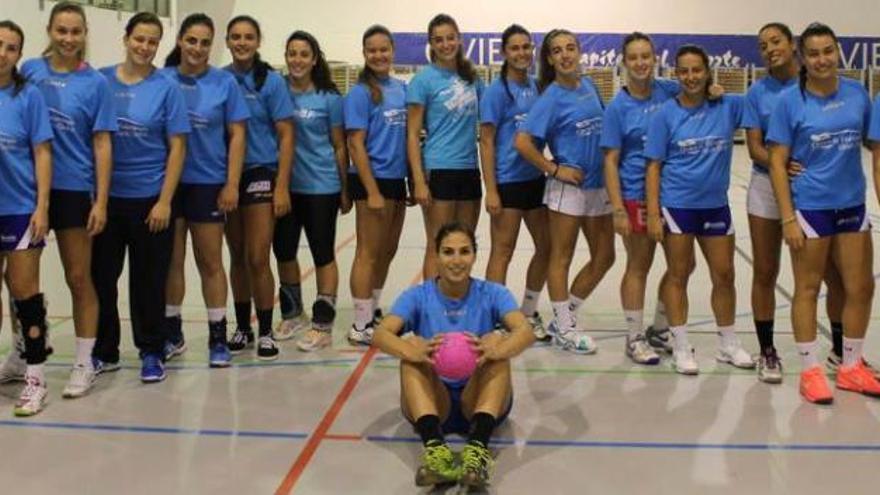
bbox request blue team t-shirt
[766,78,870,210]
[344,78,408,179]
[521,77,605,189]
[600,78,680,200]
[289,87,344,194]
[868,93,880,147]
[480,76,543,184]
[225,66,294,169]
[22,58,117,192]
[0,83,54,215]
[742,75,798,175]
[162,66,250,185]
[406,64,482,170]
[644,95,744,209]
[100,65,191,199]
[390,278,518,341]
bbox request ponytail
[226,15,272,91]
[358,24,394,104]
[165,13,214,68]
[427,14,475,85]
[498,24,531,100]
[286,30,339,95]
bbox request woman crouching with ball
[372,221,535,489]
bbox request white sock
[670,325,690,351]
[25,364,45,382]
[551,300,574,333]
[624,310,644,338]
[352,297,373,330]
[842,337,864,368]
[653,301,669,330]
[371,289,382,309]
[207,307,225,323]
[165,305,181,318]
[717,325,737,349]
[521,288,541,316]
[796,339,819,370]
[569,295,585,314]
[75,337,96,369]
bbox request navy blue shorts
[797,204,869,238]
[174,184,225,223]
[0,214,45,252]
[240,166,275,206]
[662,205,733,236]
[406,382,513,436]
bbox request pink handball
[433,332,479,382]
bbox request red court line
[274,268,423,494]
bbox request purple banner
[392,32,880,69]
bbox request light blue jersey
[390,278,518,340]
[742,75,797,175]
[480,76,543,184]
[226,66,294,169]
[344,78,407,179]
[766,78,870,210]
[289,88,344,194]
[521,77,605,189]
[0,83,53,215]
[162,67,250,185]
[100,65,191,198]
[406,64,482,170]
[644,95,744,209]
[600,78,679,200]
[22,58,117,192]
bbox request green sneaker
[415,440,460,486]
[460,440,494,489]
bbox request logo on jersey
[575,117,602,137]
[809,129,861,151]
[439,78,477,118]
[383,108,406,126]
[49,108,76,132]
[0,131,23,152]
[294,108,326,121]
[116,117,149,138]
[187,111,210,130]
[676,135,730,155]
[822,101,845,112]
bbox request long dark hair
[427,14,475,84]
[0,20,26,95]
[358,24,394,104]
[165,13,214,67]
[125,12,163,38]
[797,22,839,94]
[675,44,714,99]
[226,15,272,91]
[435,221,477,253]
[538,29,576,92]
[758,22,793,43]
[499,24,531,100]
[286,30,339,94]
[622,31,655,58]
[42,1,87,60]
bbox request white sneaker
[626,334,660,365]
[757,348,783,384]
[297,329,332,352]
[553,329,598,355]
[716,343,756,369]
[14,375,48,416]
[62,364,96,399]
[347,322,374,346]
[672,346,699,375]
[0,350,26,384]
[529,313,551,342]
[274,312,311,341]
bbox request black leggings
[272,192,340,267]
[92,197,173,362]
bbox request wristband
[781,216,797,225]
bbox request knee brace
[312,296,337,330]
[15,293,51,365]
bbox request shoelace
[424,443,455,472]
[462,442,492,472]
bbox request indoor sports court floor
[3,148,880,494]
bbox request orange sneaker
[836,362,880,398]
[800,366,833,404]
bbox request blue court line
[363,434,880,452]
[0,420,308,440]
[40,356,396,371]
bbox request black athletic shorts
[173,184,225,223]
[497,176,546,210]
[348,173,407,202]
[49,189,92,230]
[240,166,276,206]
[427,169,482,201]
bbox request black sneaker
[257,336,280,361]
[228,328,255,354]
[645,325,673,353]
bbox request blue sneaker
[140,353,166,383]
[209,343,232,368]
[163,338,187,361]
[92,357,121,375]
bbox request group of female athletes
[2,2,880,487]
